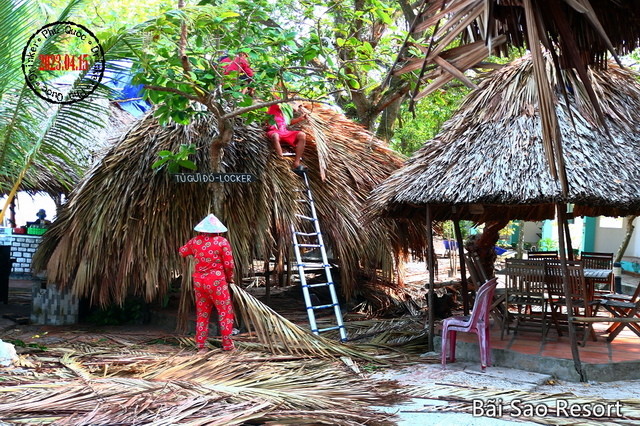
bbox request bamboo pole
[556,202,585,382]
[264,251,271,303]
[453,217,469,315]
[426,205,435,352]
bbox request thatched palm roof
[33,103,424,306]
[367,55,640,223]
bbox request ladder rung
[317,325,344,333]
[294,231,319,236]
[296,214,316,221]
[296,263,331,268]
[303,282,332,288]
[296,243,322,248]
[309,303,339,310]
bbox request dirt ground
[2,251,640,425]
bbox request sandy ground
[371,358,640,425]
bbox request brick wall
[9,235,43,278]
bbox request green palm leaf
[0,0,146,222]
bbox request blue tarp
[102,60,152,117]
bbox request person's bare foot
[197,347,209,355]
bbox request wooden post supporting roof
[426,204,435,352]
[557,202,585,382]
[453,216,470,315]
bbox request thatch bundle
[366,54,640,223]
[33,103,425,306]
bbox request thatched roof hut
[367,55,640,224]
[33,103,425,306]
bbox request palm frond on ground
[0,339,405,425]
[230,283,390,362]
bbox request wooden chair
[465,253,505,324]
[441,277,498,372]
[544,260,599,345]
[527,250,559,260]
[501,259,548,339]
[580,252,614,293]
[598,280,640,341]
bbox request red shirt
[220,55,254,78]
[179,234,234,282]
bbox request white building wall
[594,216,638,257]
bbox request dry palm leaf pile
[3,323,640,425]
[0,328,410,425]
[32,103,426,310]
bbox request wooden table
[583,268,612,300]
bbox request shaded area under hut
[32,103,427,309]
[366,54,640,377]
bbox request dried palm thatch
[230,283,389,362]
[32,103,426,307]
[0,340,407,425]
[367,54,640,224]
[392,0,640,202]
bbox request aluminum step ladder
[291,170,347,341]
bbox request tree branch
[178,0,191,74]
[144,85,202,103]
[221,97,322,120]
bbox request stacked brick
[9,235,42,278]
[31,282,78,325]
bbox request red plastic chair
[441,277,498,372]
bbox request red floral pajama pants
[193,275,235,350]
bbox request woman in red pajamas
[180,214,235,352]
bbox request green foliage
[441,220,474,241]
[537,237,558,251]
[497,221,517,247]
[391,85,469,156]
[152,143,197,173]
[130,0,320,125]
[0,0,143,212]
[5,339,47,350]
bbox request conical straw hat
[194,213,227,233]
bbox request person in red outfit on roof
[179,213,236,352]
[220,51,254,94]
[266,102,308,171]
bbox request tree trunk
[515,220,525,259]
[615,215,637,263]
[470,220,509,278]
[376,92,406,141]
[209,105,234,214]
